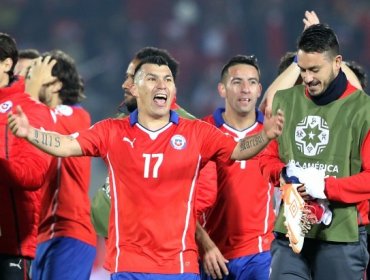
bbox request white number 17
[143,153,164,178]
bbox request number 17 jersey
[76,110,236,274]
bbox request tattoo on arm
[32,130,61,148]
[239,134,265,151]
[33,130,39,144]
[55,136,61,148]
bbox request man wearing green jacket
[260,23,370,280]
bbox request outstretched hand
[263,108,284,140]
[303,10,320,30]
[8,105,31,139]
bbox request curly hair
[43,50,85,105]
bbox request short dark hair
[134,55,170,78]
[0,32,18,80]
[43,49,85,105]
[19,49,40,60]
[220,54,260,82]
[135,47,179,80]
[278,52,296,75]
[345,60,368,90]
[298,24,339,59]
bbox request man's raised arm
[8,105,83,157]
[231,108,284,160]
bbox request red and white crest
[170,134,187,150]
[0,101,13,113]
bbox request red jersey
[196,108,275,259]
[37,105,95,246]
[0,76,53,258]
[76,110,236,274]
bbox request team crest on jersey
[0,101,13,113]
[295,115,329,156]
[170,134,187,150]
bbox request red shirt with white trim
[197,108,275,259]
[37,105,95,246]
[76,110,236,274]
[0,76,54,258]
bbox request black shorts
[270,227,369,280]
[0,254,31,280]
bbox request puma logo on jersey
[123,137,136,148]
[9,259,22,270]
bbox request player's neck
[138,113,171,131]
[28,90,39,101]
[0,74,9,88]
[222,109,256,130]
[50,95,61,108]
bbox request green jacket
[273,85,370,242]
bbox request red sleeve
[199,121,236,164]
[0,102,53,190]
[325,130,370,203]
[195,161,217,222]
[76,119,110,158]
[259,139,285,186]
[0,145,51,190]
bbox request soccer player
[258,11,364,114]
[0,33,54,280]
[195,55,274,280]
[25,50,95,280]
[90,46,196,238]
[8,55,284,279]
[260,23,370,280]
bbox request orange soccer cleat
[280,183,319,254]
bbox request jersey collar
[212,107,264,128]
[129,109,179,126]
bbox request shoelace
[300,204,319,234]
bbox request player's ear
[334,55,342,71]
[257,83,262,99]
[2,57,13,73]
[218,82,226,98]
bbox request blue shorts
[32,237,96,280]
[111,272,200,280]
[200,251,271,280]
